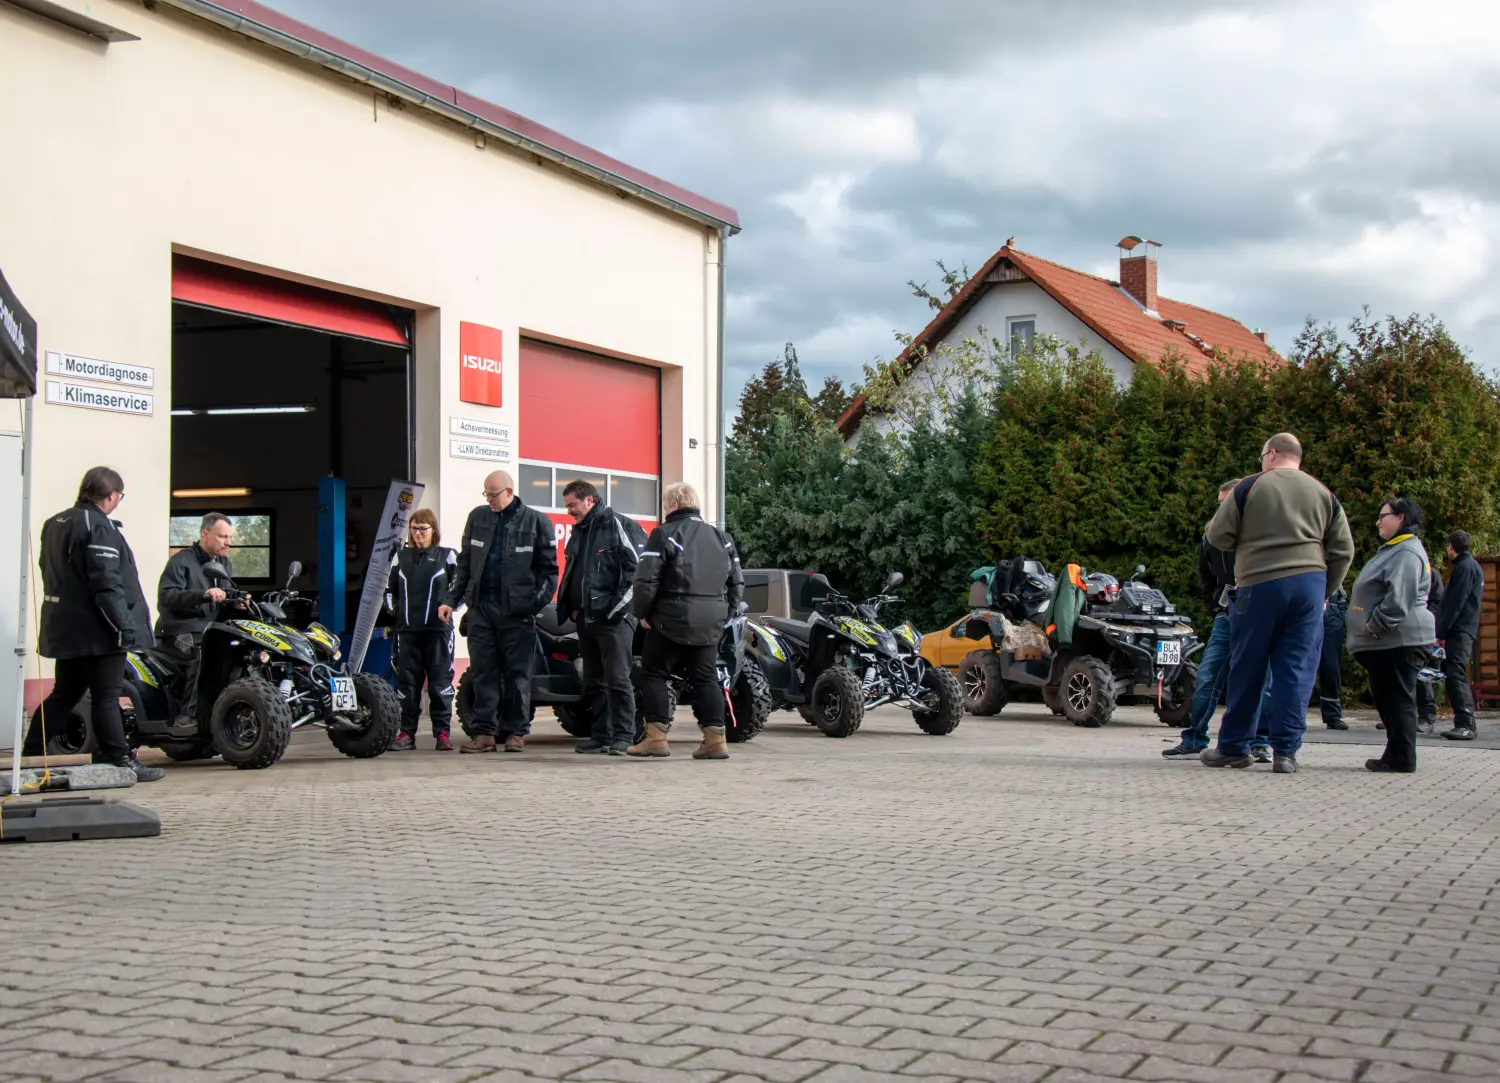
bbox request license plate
[330,676,358,713]
[1155,641,1181,665]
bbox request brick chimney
[1117,236,1161,314]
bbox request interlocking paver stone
[1,704,1497,1082]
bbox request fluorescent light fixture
[172,487,251,498]
[171,405,315,416]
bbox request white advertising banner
[348,478,424,672]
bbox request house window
[169,512,272,580]
[1008,317,1036,355]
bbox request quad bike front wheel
[810,666,864,738]
[913,666,964,735]
[958,651,1006,715]
[1042,685,1064,716]
[329,672,402,758]
[553,701,595,739]
[1154,661,1197,727]
[1060,657,1116,729]
[210,677,293,769]
[727,664,772,744]
[24,698,96,758]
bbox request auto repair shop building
[1,0,738,694]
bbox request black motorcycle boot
[121,756,165,783]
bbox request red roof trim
[838,243,1280,437]
[182,0,739,230]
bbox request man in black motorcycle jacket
[385,508,457,751]
[156,511,235,727]
[438,468,558,753]
[557,479,648,755]
[627,481,744,760]
[27,466,164,781]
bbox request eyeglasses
[1377,511,1400,521]
[482,489,511,499]
[409,525,433,533]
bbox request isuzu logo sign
[459,322,504,407]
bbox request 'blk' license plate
[330,676,358,713]
[1155,641,1182,665]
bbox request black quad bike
[750,572,963,739]
[456,603,597,738]
[26,560,400,768]
[456,602,772,744]
[959,561,1199,728]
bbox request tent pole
[9,396,34,797]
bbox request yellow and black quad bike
[75,561,396,769]
[747,572,963,738]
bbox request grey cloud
[267,0,1500,397]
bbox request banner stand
[347,479,424,673]
[2,266,160,843]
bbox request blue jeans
[1217,572,1326,756]
[1181,615,1271,751]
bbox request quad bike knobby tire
[809,666,864,738]
[210,677,293,769]
[159,741,217,762]
[958,650,1006,716]
[25,697,97,758]
[1154,661,1197,727]
[1060,656,1116,729]
[797,705,819,725]
[329,672,402,758]
[456,670,540,737]
[1042,685,1064,716]
[727,664,772,744]
[913,666,964,735]
[553,701,595,739]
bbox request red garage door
[518,340,661,575]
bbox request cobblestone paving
[2,704,1498,1083]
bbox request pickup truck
[740,568,818,621]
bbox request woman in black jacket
[385,508,457,750]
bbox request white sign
[449,415,512,443]
[348,479,425,672]
[450,438,511,463]
[45,351,154,388]
[45,379,153,416]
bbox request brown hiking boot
[692,726,729,760]
[503,735,525,753]
[627,723,671,758]
[458,735,497,754]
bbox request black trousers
[639,628,722,731]
[1445,631,1477,731]
[467,599,535,737]
[396,628,455,736]
[580,618,636,746]
[1358,647,1424,772]
[30,653,133,764]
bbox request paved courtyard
[2,703,1498,1083]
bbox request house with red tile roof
[838,237,1281,442]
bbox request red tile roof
[181,0,739,230]
[838,243,1280,437]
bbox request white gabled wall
[852,280,1136,445]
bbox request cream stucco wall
[1,0,724,677]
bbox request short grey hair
[200,512,233,534]
[663,481,700,513]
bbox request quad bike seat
[535,604,576,638]
[763,617,812,644]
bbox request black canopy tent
[0,268,37,398]
[2,266,37,801]
[0,267,155,840]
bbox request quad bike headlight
[257,650,271,664]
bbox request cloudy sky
[274,0,1500,405]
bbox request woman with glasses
[1348,497,1436,773]
[385,508,457,751]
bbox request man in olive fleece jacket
[1200,433,1356,773]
